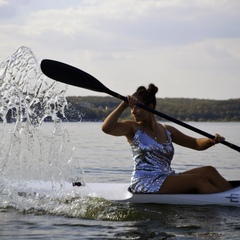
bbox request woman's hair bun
[147,84,158,96]
[136,86,146,92]
[133,83,158,108]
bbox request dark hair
[133,83,158,108]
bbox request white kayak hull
[14,181,240,207]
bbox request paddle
[40,59,240,153]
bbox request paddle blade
[40,59,111,94]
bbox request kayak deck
[72,181,240,207]
[14,180,240,207]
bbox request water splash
[0,46,84,185]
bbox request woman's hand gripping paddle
[40,59,240,153]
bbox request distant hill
[65,96,240,122]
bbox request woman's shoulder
[122,120,140,132]
[122,120,140,142]
[163,124,180,137]
[163,124,177,132]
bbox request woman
[102,84,233,194]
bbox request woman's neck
[139,116,158,131]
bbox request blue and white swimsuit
[129,127,176,193]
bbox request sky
[0,0,240,99]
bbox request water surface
[1,122,240,239]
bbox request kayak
[15,180,240,207]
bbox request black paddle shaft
[40,59,240,153]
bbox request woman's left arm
[165,125,225,150]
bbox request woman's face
[130,95,155,123]
[131,102,150,122]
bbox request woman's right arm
[101,100,134,138]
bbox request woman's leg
[159,173,222,194]
[182,166,232,191]
[159,166,233,194]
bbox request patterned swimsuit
[129,127,176,193]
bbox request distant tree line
[65,96,240,122]
[2,96,239,123]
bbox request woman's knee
[201,166,218,175]
[194,174,219,193]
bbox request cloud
[22,0,240,55]
[0,0,240,99]
[0,0,16,18]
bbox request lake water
[1,121,240,239]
